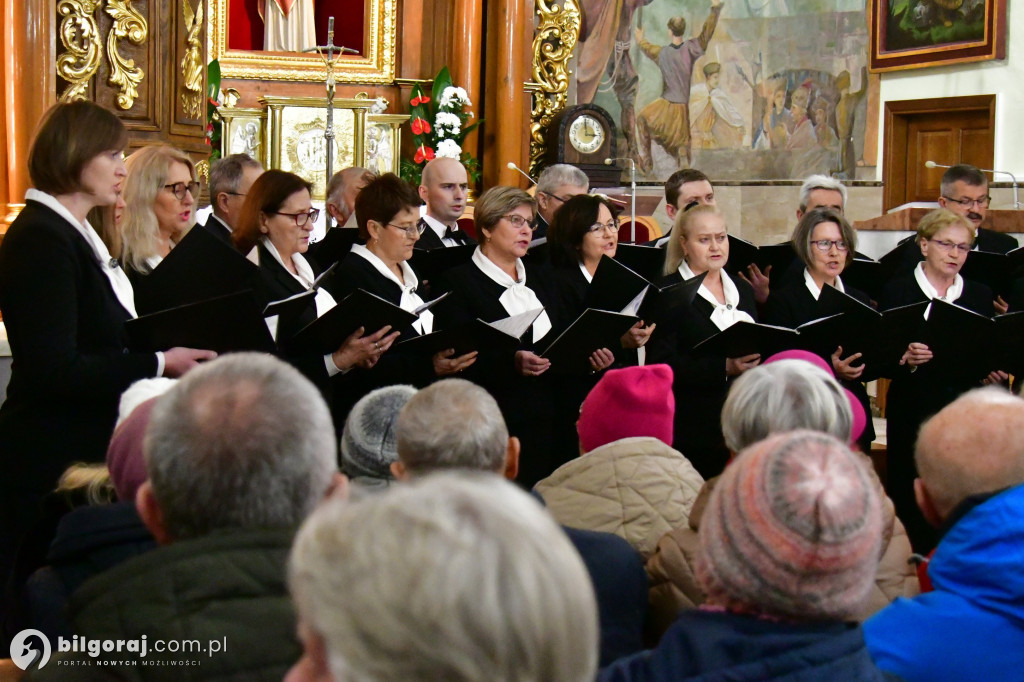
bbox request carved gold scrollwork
[105,0,147,110]
[57,0,103,103]
[180,0,204,119]
[530,0,581,175]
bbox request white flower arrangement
[439,86,471,109]
[434,112,462,137]
[435,139,463,159]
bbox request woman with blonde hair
[648,204,759,478]
[120,145,199,284]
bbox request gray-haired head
[798,174,847,213]
[721,359,852,452]
[537,164,590,195]
[341,384,418,481]
[289,472,599,682]
[325,166,375,225]
[395,379,508,476]
[143,353,336,540]
[208,153,263,225]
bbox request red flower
[414,144,435,164]
[410,94,432,106]
[411,117,432,135]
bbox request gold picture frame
[218,107,267,164]
[364,113,406,176]
[209,0,397,83]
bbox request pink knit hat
[577,364,674,452]
[696,430,882,621]
[763,349,834,377]
[106,396,159,502]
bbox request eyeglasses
[163,181,201,201]
[929,238,972,254]
[588,220,618,234]
[502,214,536,229]
[223,191,246,197]
[542,192,572,204]
[273,208,320,226]
[811,239,848,252]
[942,195,990,209]
[386,222,424,238]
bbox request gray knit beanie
[341,385,418,480]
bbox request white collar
[914,261,963,303]
[421,213,452,241]
[473,246,526,286]
[579,261,593,283]
[261,237,317,288]
[350,243,420,294]
[25,189,137,318]
[803,267,844,301]
[679,261,752,331]
[471,247,551,342]
[210,213,232,233]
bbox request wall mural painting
[575,0,873,181]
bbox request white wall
[876,2,1023,179]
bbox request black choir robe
[889,228,1019,280]
[647,271,758,479]
[201,214,234,246]
[761,277,877,452]
[433,258,562,488]
[415,217,476,250]
[879,273,995,553]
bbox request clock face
[568,114,606,154]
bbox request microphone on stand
[605,157,637,242]
[506,162,537,186]
[925,160,1020,210]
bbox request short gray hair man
[797,174,848,217]
[536,163,590,228]
[721,359,853,453]
[288,472,599,682]
[325,166,375,227]
[208,153,264,229]
[392,378,518,479]
[138,352,340,543]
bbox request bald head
[419,158,468,226]
[915,387,1024,520]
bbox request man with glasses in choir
[535,164,590,239]
[204,153,264,245]
[937,164,1017,253]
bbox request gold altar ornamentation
[195,159,210,185]
[529,0,581,175]
[105,0,147,110]
[180,0,204,119]
[56,0,103,103]
[210,0,397,83]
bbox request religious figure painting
[226,0,366,54]
[574,0,874,181]
[868,0,1006,72]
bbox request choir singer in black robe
[763,207,876,451]
[647,205,759,478]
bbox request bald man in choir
[416,158,476,249]
[261,0,315,52]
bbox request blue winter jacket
[864,482,1024,682]
[599,609,889,681]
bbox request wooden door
[882,95,995,212]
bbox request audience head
[121,145,198,272]
[138,353,338,544]
[664,168,714,220]
[791,207,856,282]
[722,359,852,452]
[577,364,674,453]
[419,157,469,225]
[697,430,883,621]
[107,395,161,503]
[208,153,264,229]
[938,163,990,229]
[797,174,846,218]
[341,384,417,487]
[664,204,727,276]
[29,100,128,204]
[475,186,538,264]
[232,169,314,256]
[915,387,1024,524]
[536,164,590,226]
[325,166,375,226]
[394,378,517,480]
[287,473,599,682]
[353,173,422,264]
[547,193,619,269]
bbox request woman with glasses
[331,173,477,422]
[0,102,214,587]
[434,186,565,487]
[120,145,200,287]
[762,207,875,452]
[879,208,1001,553]
[646,205,759,478]
[232,170,398,425]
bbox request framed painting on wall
[869,0,1007,73]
